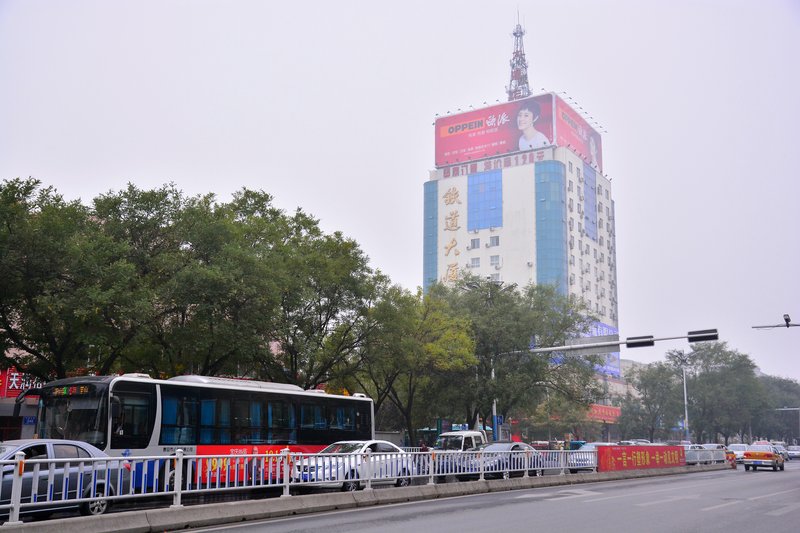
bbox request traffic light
[625,335,655,348]
[687,329,719,343]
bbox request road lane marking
[544,488,602,501]
[701,500,740,511]
[636,494,697,507]
[766,502,800,516]
[583,481,720,503]
[747,487,800,501]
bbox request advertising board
[434,94,554,167]
[587,403,621,423]
[554,95,603,172]
[0,367,43,398]
[597,445,686,471]
[434,94,603,173]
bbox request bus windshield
[39,385,108,449]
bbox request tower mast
[506,16,531,101]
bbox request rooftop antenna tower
[506,13,531,101]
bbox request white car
[727,444,748,463]
[293,440,415,491]
[0,439,129,519]
[786,445,800,460]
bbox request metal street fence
[0,448,603,523]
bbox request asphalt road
[177,461,800,533]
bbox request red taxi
[743,444,785,471]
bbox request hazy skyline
[1,1,798,381]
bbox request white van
[433,430,488,452]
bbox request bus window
[110,381,156,450]
[198,394,231,444]
[267,400,296,444]
[160,388,198,445]
[300,404,325,430]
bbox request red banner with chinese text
[597,445,685,471]
[587,404,621,423]
[0,367,43,398]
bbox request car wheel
[773,464,778,471]
[341,472,359,492]
[744,465,750,471]
[780,463,785,471]
[752,466,757,471]
[395,471,412,487]
[79,485,112,516]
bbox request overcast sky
[2,1,798,382]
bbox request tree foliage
[617,362,680,442]
[666,343,763,444]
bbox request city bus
[25,373,374,486]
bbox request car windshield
[749,445,772,452]
[787,446,800,451]
[433,435,463,450]
[319,442,363,454]
[728,444,747,450]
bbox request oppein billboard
[434,94,554,167]
[554,95,603,173]
[434,93,603,173]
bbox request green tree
[753,375,800,444]
[618,362,680,442]
[666,343,762,444]
[0,178,136,378]
[430,275,599,435]
[353,286,474,443]
[246,207,383,390]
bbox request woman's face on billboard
[517,108,535,130]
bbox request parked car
[567,442,612,473]
[743,445,785,471]
[683,444,714,465]
[431,430,489,480]
[293,440,414,491]
[772,444,790,461]
[726,444,748,463]
[433,430,488,452]
[700,443,727,464]
[455,442,543,481]
[0,439,129,519]
[786,445,800,460]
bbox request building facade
[424,93,618,318]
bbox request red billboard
[434,94,554,167]
[0,367,43,398]
[597,445,685,472]
[554,95,603,172]
[587,403,621,423]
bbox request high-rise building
[423,23,619,376]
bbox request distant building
[424,22,619,376]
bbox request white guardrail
[0,449,602,523]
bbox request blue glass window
[468,170,502,231]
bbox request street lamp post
[674,351,691,442]
[681,365,690,442]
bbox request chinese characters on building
[441,187,463,283]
